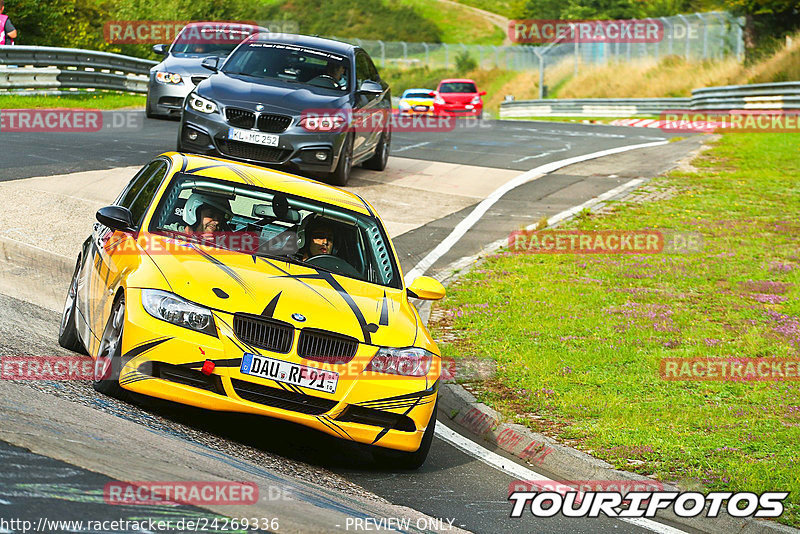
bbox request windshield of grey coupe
[170,28,256,56]
[222,42,350,91]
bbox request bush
[454,50,477,72]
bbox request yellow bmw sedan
[58,153,446,468]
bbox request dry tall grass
[545,31,800,98]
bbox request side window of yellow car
[118,160,169,229]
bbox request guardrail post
[736,16,745,62]
[696,13,709,59]
[493,46,499,69]
[677,14,691,60]
[379,40,385,67]
[444,44,449,68]
[401,41,408,61]
[422,42,429,65]
[661,17,673,56]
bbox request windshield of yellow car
[148,174,400,288]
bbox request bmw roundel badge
[291,313,306,322]
[256,104,265,111]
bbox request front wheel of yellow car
[373,399,437,470]
[58,256,87,354]
[93,294,130,401]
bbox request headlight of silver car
[189,93,218,114]
[365,347,435,377]
[141,289,217,336]
[155,71,183,85]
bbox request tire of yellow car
[58,256,87,354]
[92,294,130,401]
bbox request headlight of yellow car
[366,347,435,377]
[142,289,217,336]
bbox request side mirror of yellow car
[407,276,446,301]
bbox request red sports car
[432,79,486,118]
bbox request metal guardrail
[500,82,800,117]
[0,46,157,94]
[690,81,800,110]
[500,98,690,117]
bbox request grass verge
[430,132,800,527]
[0,93,146,110]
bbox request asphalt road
[0,115,701,534]
[0,114,677,181]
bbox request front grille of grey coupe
[216,139,292,163]
[233,313,294,353]
[297,329,358,365]
[256,114,292,133]
[225,108,256,128]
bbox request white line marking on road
[435,425,688,534]
[0,498,10,504]
[403,140,668,284]
[392,141,431,153]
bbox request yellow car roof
[163,152,371,214]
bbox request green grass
[430,132,800,527]
[0,93,146,109]
[448,0,517,18]
[395,0,506,45]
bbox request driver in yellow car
[301,220,336,260]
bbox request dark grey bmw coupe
[177,33,391,186]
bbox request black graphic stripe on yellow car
[317,416,353,440]
[357,379,439,406]
[187,244,253,294]
[379,292,389,326]
[262,292,281,317]
[121,337,173,365]
[223,164,257,186]
[279,271,375,344]
[119,373,153,387]
[356,399,432,411]
[257,257,335,307]
[371,397,422,445]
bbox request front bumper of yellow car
[110,288,439,452]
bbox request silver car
[146,22,268,119]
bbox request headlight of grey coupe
[189,93,218,114]
[142,289,217,336]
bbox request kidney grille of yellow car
[58,152,446,469]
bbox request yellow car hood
[400,98,433,107]
[143,236,418,347]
